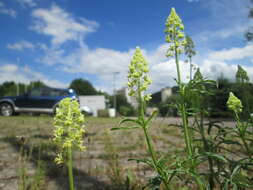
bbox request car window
[59,90,68,96]
[48,90,58,97]
[30,88,43,96]
[47,89,68,97]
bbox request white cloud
[0,2,17,17]
[37,43,188,93]
[16,0,36,7]
[31,4,99,45]
[192,0,250,47]
[7,40,35,51]
[199,60,237,80]
[1,64,18,72]
[209,44,253,61]
[0,64,66,88]
[196,24,249,43]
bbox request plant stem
[174,45,193,160]
[196,114,215,189]
[175,47,181,84]
[137,80,170,190]
[189,57,192,80]
[174,45,204,189]
[181,103,193,160]
[67,146,75,190]
[235,113,252,159]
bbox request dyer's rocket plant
[236,65,251,118]
[112,47,171,190]
[227,92,252,159]
[165,7,195,170]
[53,98,86,190]
[185,35,196,81]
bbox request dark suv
[0,87,77,116]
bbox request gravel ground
[0,116,237,190]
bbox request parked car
[0,87,78,116]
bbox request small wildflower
[144,94,152,101]
[227,92,243,114]
[53,97,86,164]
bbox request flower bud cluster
[53,98,85,164]
[127,47,152,102]
[227,92,243,114]
[165,8,187,57]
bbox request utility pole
[16,58,20,96]
[113,72,120,112]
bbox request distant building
[161,87,172,102]
[79,95,106,116]
[116,87,138,108]
[151,87,172,104]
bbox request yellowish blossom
[53,97,86,164]
[127,47,152,102]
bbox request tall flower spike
[165,8,187,57]
[127,47,152,101]
[193,68,203,80]
[53,97,86,164]
[227,92,243,114]
[236,65,249,83]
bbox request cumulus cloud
[0,2,17,17]
[209,44,253,61]
[1,64,19,73]
[196,24,249,43]
[0,63,66,88]
[31,4,99,45]
[7,40,35,51]
[39,40,253,93]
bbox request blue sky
[0,0,252,93]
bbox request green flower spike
[127,47,152,102]
[165,8,187,58]
[236,65,249,83]
[53,97,85,164]
[227,92,243,114]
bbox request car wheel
[0,103,14,116]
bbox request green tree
[109,94,135,116]
[185,35,196,80]
[69,78,97,95]
[0,81,17,97]
[208,77,233,117]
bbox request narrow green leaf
[222,140,241,146]
[231,165,241,180]
[128,158,153,167]
[202,152,228,163]
[111,126,140,131]
[119,118,141,126]
[145,110,158,125]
